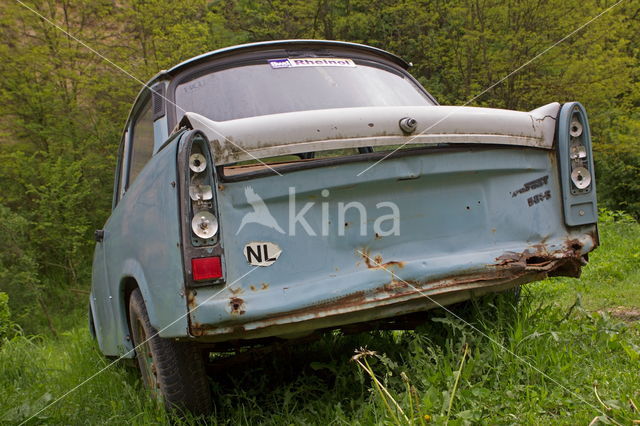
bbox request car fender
[114,259,155,356]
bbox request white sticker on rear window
[268,58,356,69]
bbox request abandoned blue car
[90,40,598,414]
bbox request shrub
[0,205,44,334]
[0,292,14,340]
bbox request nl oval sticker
[244,242,282,266]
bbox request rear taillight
[568,114,592,193]
[188,142,219,243]
[179,130,225,287]
[192,256,222,281]
[557,102,598,226]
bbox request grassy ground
[1,213,639,425]
[534,209,640,311]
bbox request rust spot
[526,256,553,266]
[217,184,224,191]
[496,242,550,266]
[191,323,205,337]
[566,239,583,253]
[249,283,269,291]
[375,233,382,239]
[187,291,197,309]
[360,248,405,269]
[382,280,408,292]
[230,297,246,315]
[495,239,585,278]
[229,287,244,295]
[192,290,368,333]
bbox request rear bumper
[188,229,596,342]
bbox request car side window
[128,98,154,188]
[111,133,127,208]
[118,132,128,201]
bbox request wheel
[128,288,212,416]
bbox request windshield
[174,59,434,122]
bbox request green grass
[1,213,639,425]
[532,209,640,311]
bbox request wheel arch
[115,265,157,357]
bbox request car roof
[145,39,410,87]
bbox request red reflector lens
[191,256,222,281]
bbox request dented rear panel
[187,143,597,341]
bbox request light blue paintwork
[153,116,168,154]
[91,42,598,357]
[92,133,186,356]
[190,146,596,340]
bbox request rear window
[175,59,433,122]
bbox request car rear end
[170,41,597,343]
[178,107,597,343]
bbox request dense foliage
[0,0,638,330]
[0,292,13,340]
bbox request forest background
[0,0,638,334]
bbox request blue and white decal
[268,58,356,69]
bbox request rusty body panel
[188,233,595,341]
[186,143,598,343]
[91,40,598,358]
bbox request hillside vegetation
[0,0,639,330]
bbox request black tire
[128,288,212,416]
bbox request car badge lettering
[269,58,356,69]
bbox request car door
[91,131,128,353]
[93,94,156,355]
